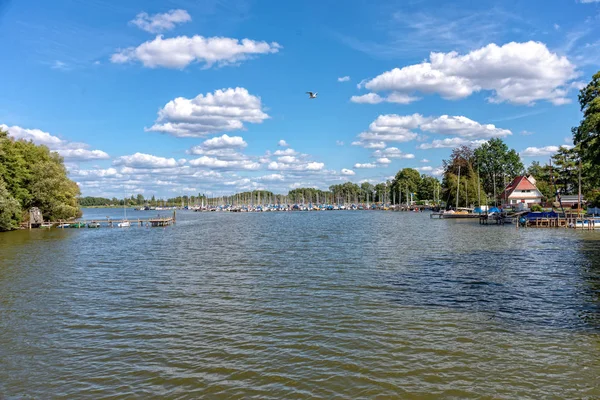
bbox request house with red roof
[499,175,543,207]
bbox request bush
[530,204,543,212]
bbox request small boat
[117,220,131,228]
[70,222,86,228]
[88,222,101,228]
[58,223,71,228]
[41,222,52,229]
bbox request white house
[499,175,543,207]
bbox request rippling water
[1,209,600,398]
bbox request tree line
[0,129,80,231]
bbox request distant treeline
[0,129,80,231]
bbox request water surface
[1,210,599,398]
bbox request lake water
[1,209,600,398]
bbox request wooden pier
[39,211,176,229]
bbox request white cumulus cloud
[338,76,351,82]
[354,163,377,169]
[278,139,289,147]
[341,168,355,175]
[358,41,578,105]
[111,34,281,69]
[114,153,183,168]
[520,145,572,157]
[147,87,269,137]
[130,9,191,33]
[1,124,110,161]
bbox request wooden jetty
[39,211,176,229]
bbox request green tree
[390,168,422,203]
[442,146,485,208]
[573,71,600,167]
[474,138,524,199]
[418,175,440,202]
[136,194,145,205]
[551,146,578,195]
[0,177,21,231]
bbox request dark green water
[1,209,600,398]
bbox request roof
[499,175,540,200]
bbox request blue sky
[1,0,599,198]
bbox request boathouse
[499,175,543,207]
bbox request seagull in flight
[306,91,318,99]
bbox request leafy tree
[474,138,524,199]
[418,175,440,202]
[390,168,421,203]
[551,146,578,195]
[136,194,145,205]
[0,127,81,230]
[573,71,600,167]
[442,146,485,208]
[0,177,21,231]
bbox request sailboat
[118,195,131,227]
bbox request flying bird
[306,91,318,99]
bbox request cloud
[350,93,419,104]
[357,114,423,144]
[421,158,430,163]
[197,134,247,150]
[56,149,110,161]
[273,148,298,156]
[352,140,386,149]
[418,138,488,149]
[432,167,444,176]
[350,93,383,104]
[521,130,535,136]
[579,0,600,3]
[111,34,281,69]
[420,115,511,139]
[259,174,285,181]
[130,9,191,33]
[354,163,377,169]
[336,140,344,146]
[189,156,260,170]
[372,147,415,159]
[1,124,109,161]
[51,60,70,71]
[147,87,269,137]
[358,41,578,105]
[354,113,510,149]
[278,139,289,147]
[520,145,572,157]
[338,76,351,82]
[114,152,184,168]
[416,166,433,172]
[554,23,561,31]
[341,168,355,175]
[377,157,392,164]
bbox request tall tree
[442,146,484,208]
[418,175,439,201]
[573,71,600,167]
[390,168,422,203]
[474,138,524,199]
[551,146,578,195]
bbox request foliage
[551,146,578,195]
[530,204,543,212]
[0,176,21,231]
[442,146,485,208]
[418,175,439,202]
[0,128,81,231]
[573,71,600,168]
[474,138,524,198]
[390,168,421,203]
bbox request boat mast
[578,157,582,211]
[456,165,461,210]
